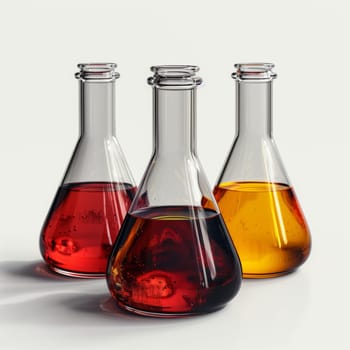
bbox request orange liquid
[213,182,311,278]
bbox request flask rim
[232,63,277,81]
[148,65,202,90]
[75,63,120,82]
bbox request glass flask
[40,63,136,278]
[107,65,242,317]
[214,63,311,278]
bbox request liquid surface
[213,182,311,278]
[107,206,242,316]
[40,182,136,277]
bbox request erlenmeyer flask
[40,63,136,278]
[107,65,242,317]
[214,63,311,278]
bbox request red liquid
[107,206,242,316]
[40,182,136,277]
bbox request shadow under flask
[214,63,311,278]
[107,65,242,317]
[40,63,136,278]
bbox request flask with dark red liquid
[40,63,136,278]
[107,65,242,317]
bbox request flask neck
[236,81,273,139]
[80,81,116,138]
[153,88,196,157]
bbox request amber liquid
[107,206,242,317]
[213,182,311,278]
[40,182,136,277]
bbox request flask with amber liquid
[214,63,311,278]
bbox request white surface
[0,0,347,349]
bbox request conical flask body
[214,64,311,278]
[40,64,136,278]
[107,66,242,316]
[108,206,241,315]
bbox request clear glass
[107,65,242,317]
[40,63,136,278]
[214,63,311,278]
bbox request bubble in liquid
[52,237,79,255]
[136,273,175,298]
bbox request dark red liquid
[107,206,242,316]
[40,182,136,277]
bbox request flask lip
[148,65,202,90]
[232,63,277,81]
[75,63,120,81]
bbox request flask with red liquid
[213,63,311,278]
[40,63,136,278]
[107,65,242,317]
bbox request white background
[0,0,347,349]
